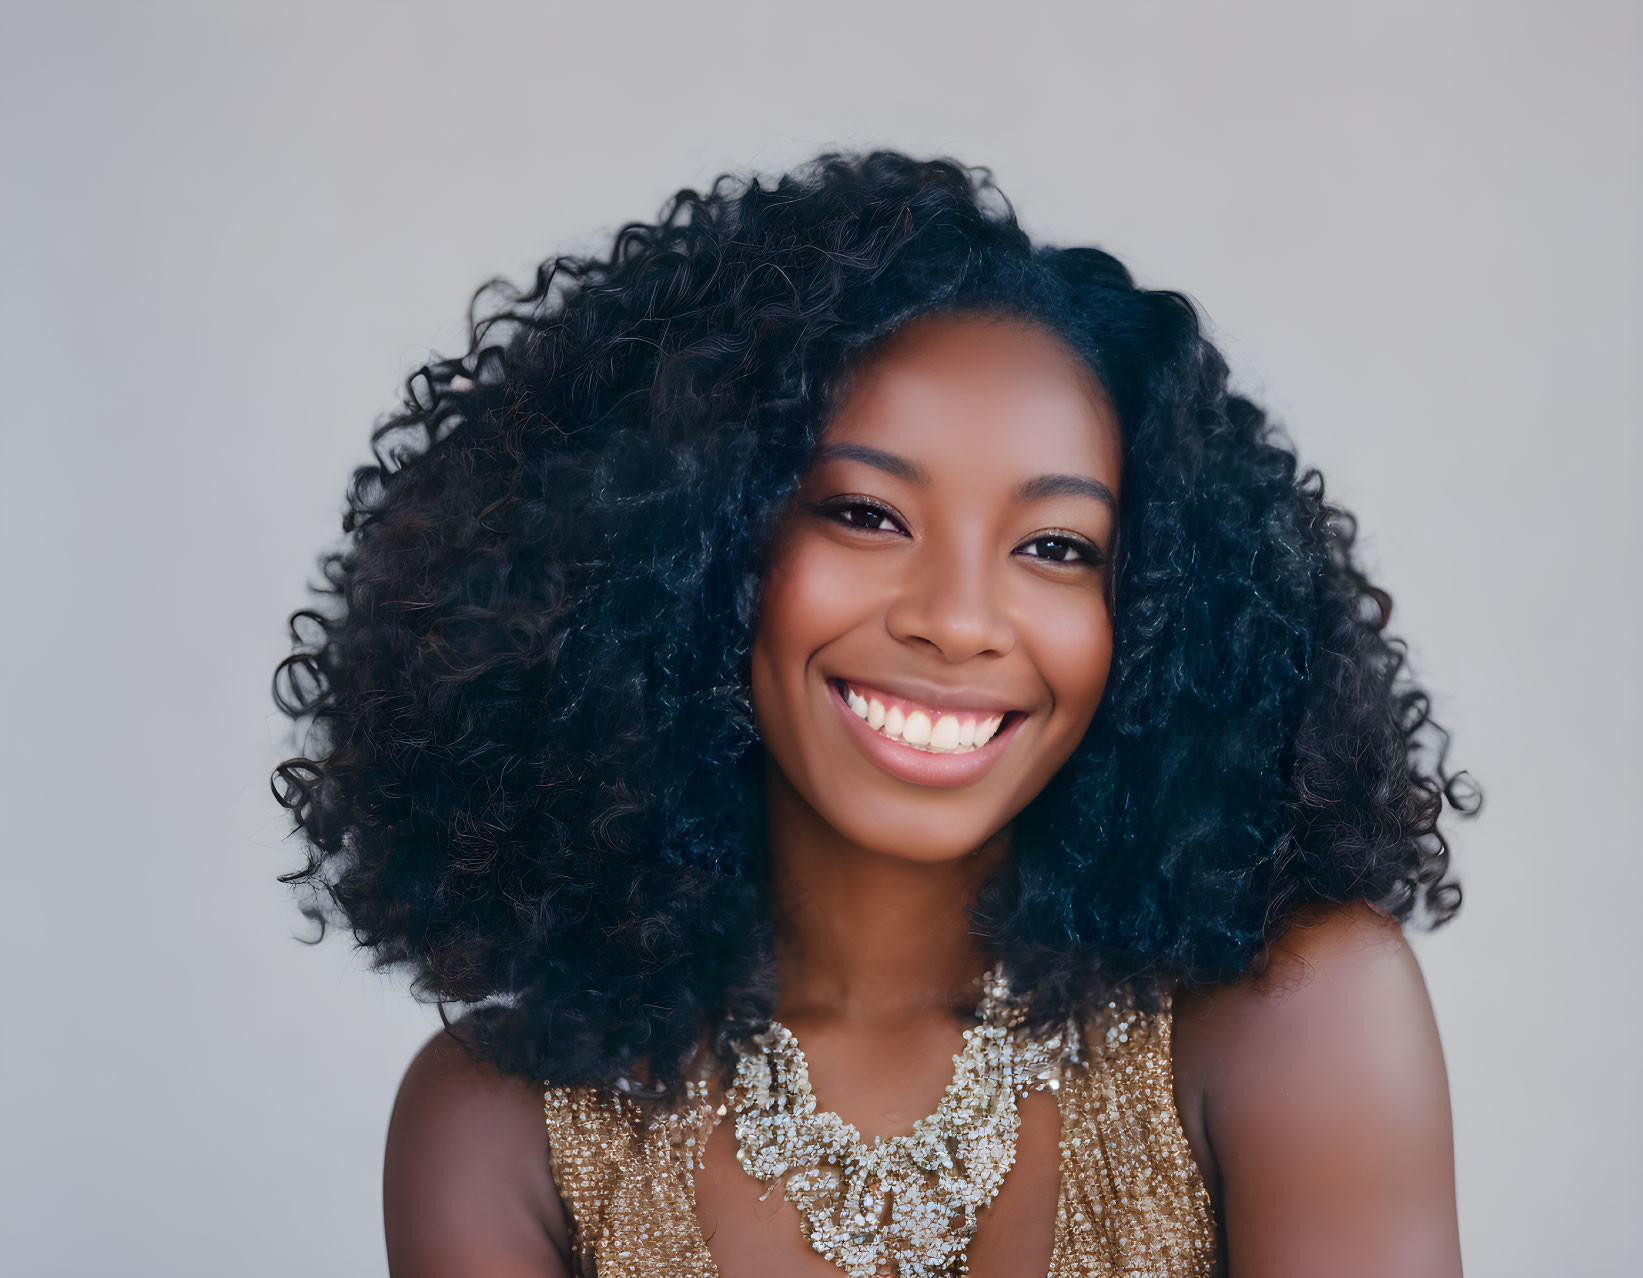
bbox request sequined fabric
[1047,995,1219,1276]
[543,991,1218,1277]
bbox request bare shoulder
[1172,902,1461,1277]
[383,1022,571,1277]
[1176,899,1425,1046]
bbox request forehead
[819,313,1122,487]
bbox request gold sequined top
[543,990,1219,1277]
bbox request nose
[883,526,1017,663]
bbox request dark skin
[383,314,1463,1277]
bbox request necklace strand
[724,966,1078,1277]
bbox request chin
[825,805,1010,866]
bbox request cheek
[755,539,856,674]
[749,536,871,734]
[1027,588,1114,737]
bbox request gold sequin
[544,988,1218,1276]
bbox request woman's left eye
[1016,534,1101,566]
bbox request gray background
[2,2,1638,1275]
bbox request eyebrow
[814,443,1117,512]
[813,443,931,486]
[1012,471,1118,512]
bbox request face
[750,312,1124,864]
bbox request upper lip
[828,673,1025,716]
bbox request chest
[691,1086,1065,1278]
[546,1015,1219,1277]
[545,1038,1215,1268]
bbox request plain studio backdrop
[2,2,1637,1275]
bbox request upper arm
[383,1025,572,1278]
[1178,902,1461,1278]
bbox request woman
[273,150,1477,1276]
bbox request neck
[764,759,1008,1024]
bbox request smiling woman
[272,149,1478,1277]
[752,315,1122,843]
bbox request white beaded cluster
[725,966,1078,1278]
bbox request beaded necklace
[724,966,1078,1277]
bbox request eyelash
[812,497,905,535]
[1019,531,1105,567]
[809,496,1106,568]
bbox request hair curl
[272,149,1478,1092]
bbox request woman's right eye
[812,498,907,535]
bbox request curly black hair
[272,148,1478,1093]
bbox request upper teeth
[844,686,1006,754]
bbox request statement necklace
[724,966,1078,1278]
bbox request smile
[824,677,1027,788]
[833,679,1012,754]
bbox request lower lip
[825,680,1027,789]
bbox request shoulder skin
[1172,900,1463,1277]
[383,1024,572,1278]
